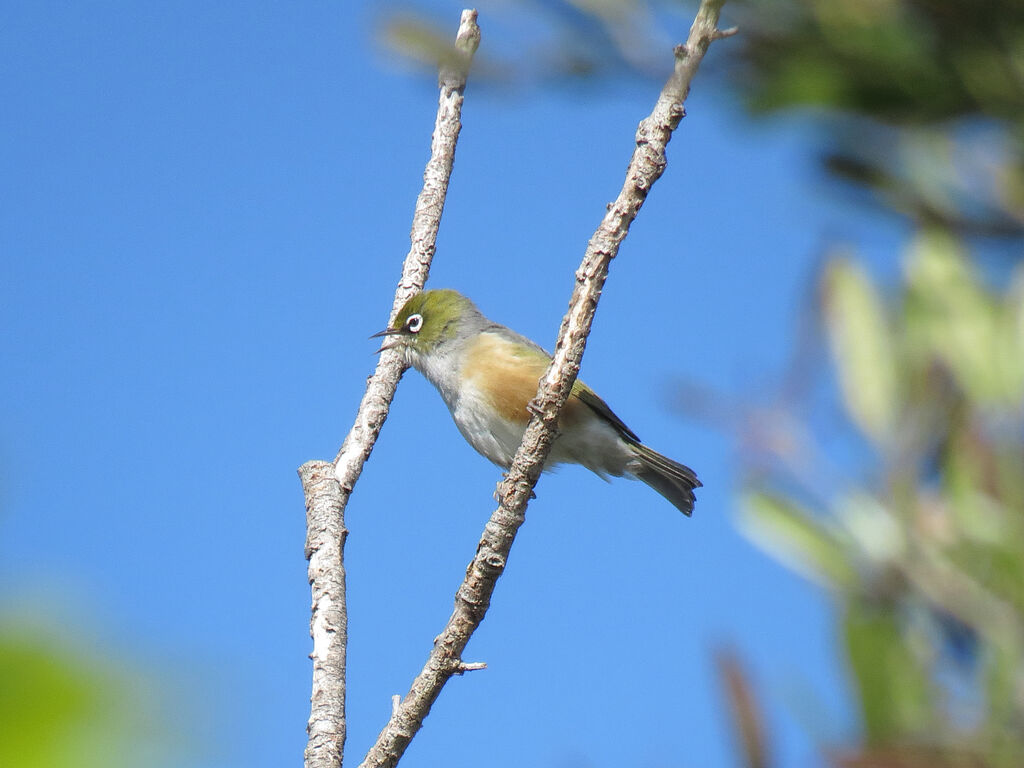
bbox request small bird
[373,289,701,515]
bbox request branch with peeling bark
[298,11,480,768]
[359,3,733,767]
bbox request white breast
[449,381,528,468]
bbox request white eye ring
[405,313,423,333]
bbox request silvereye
[374,289,701,515]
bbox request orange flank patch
[460,333,591,427]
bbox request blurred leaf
[995,264,1024,403]
[378,15,458,69]
[822,257,899,445]
[843,598,935,744]
[943,420,1009,545]
[835,492,905,567]
[0,625,173,768]
[982,641,1024,767]
[905,231,1007,404]
[739,492,858,589]
[1,629,123,768]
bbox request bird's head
[372,289,477,362]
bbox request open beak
[369,327,401,354]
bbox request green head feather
[390,289,477,353]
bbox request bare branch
[301,461,349,768]
[382,8,481,325]
[299,10,481,768]
[360,3,733,766]
[333,7,482,476]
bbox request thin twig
[298,10,480,768]
[360,3,732,766]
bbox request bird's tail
[628,442,701,516]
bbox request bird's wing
[487,324,641,443]
[571,381,641,443]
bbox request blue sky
[1,2,909,766]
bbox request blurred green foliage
[742,235,1024,766]
[0,623,173,768]
[381,0,1024,238]
[732,0,1024,238]
[735,0,1024,123]
[727,3,1024,762]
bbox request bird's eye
[405,313,424,333]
